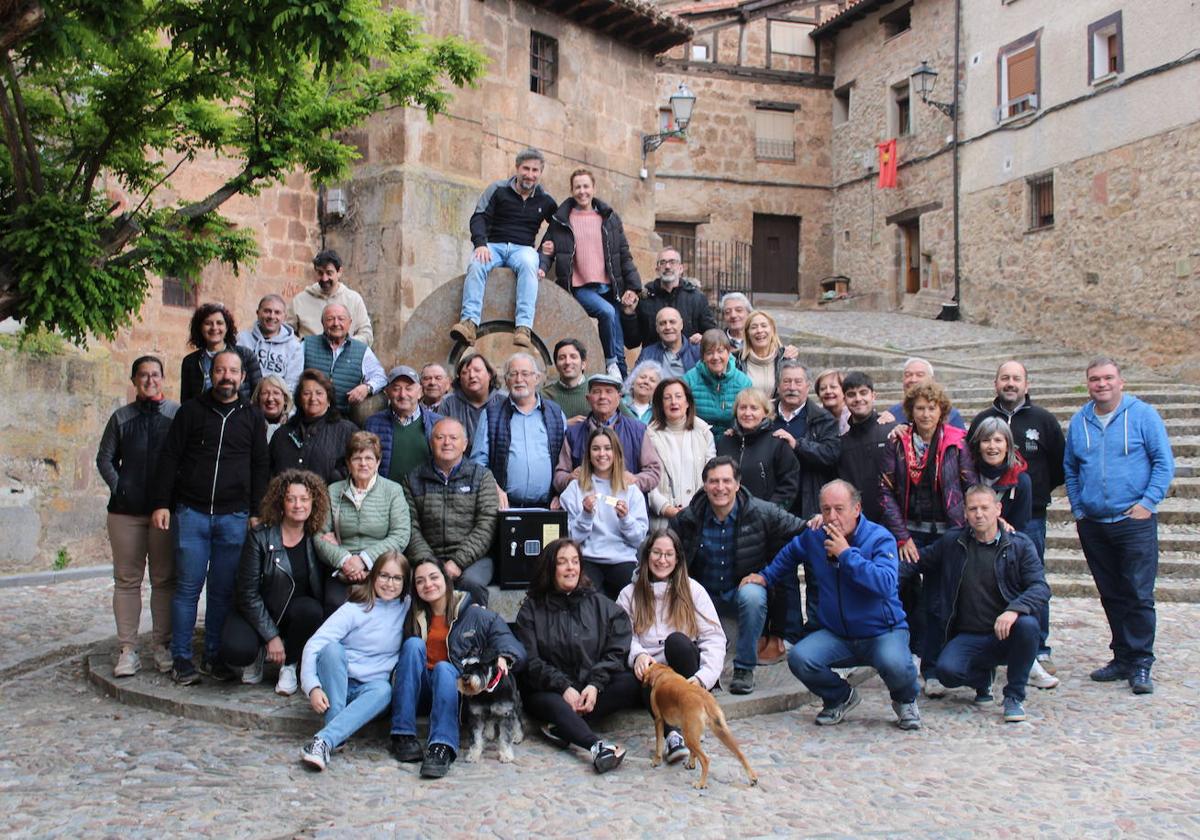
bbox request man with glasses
[621,247,717,350]
[469,353,567,509]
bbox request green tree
[0,0,485,344]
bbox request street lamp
[911,60,955,119]
[642,83,697,163]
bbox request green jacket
[317,476,411,570]
[403,460,498,571]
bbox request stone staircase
[767,309,1200,604]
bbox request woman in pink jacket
[617,529,727,766]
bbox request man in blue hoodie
[1065,357,1174,695]
[745,479,921,730]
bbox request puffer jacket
[235,524,326,643]
[622,277,718,349]
[268,410,357,485]
[540,197,642,299]
[879,424,978,545]
[315,476,411,571]
[684,357,753,436]
[409,592,526,669]
[515,587,632,693]
[715,419,800,509]
[96,398,181,515]
[403,460,498,571]
[179,344,262,403]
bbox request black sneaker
[300,736,331,771]
[1129,666,1154,695]
[591,741,626,774]
[390,734,423,763]
[419,743,456,778]
[664,730,689,764]
[729,667,755,695]
[170,657,200,686]
[540,723,569,749]
[199,656,236,682]
[1090,660,1131,682]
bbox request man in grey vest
[302,303,386,419]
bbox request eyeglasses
[378,573,405,584]
[656,259,680,266]
[649,549,676,559]
[506,370,538,379]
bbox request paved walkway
[2,577,1199,837]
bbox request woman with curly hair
[180,302,262,402]
[221,469,332,696]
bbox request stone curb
[84,649,874,737]
[0,564,110,589]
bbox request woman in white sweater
[298,550,410,771]
[560,427,649,600]
[645,378,716,530]
[617,529,727,765]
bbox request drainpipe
[949,0,962,317]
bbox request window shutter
[755,109,794,159]
[1007,47,1037,100]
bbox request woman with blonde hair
[252,375,293,441]
[716,387,800,508]
[738,310,789,397]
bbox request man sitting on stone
[634,306,700,377]
[238,293,304,392]
[719,292,752,353]
[437,350,506,443]
[451,148,558,350]
[622,248,716,350]
[289,249,373,345]
[553,373,662,497]
[365,366,444,485]
[747,479,921,730]
[879,357,966,430]
[419,363,452,411]
[915,484,1050,722]
[301,303,386,419]
[470,353,566,509]
[541,338,591,424]
[672,456,807,695]
[406,418,499,607]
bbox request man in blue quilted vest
[302,303,387,416]
[469,353,566,509]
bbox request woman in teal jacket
[683,329,753,436]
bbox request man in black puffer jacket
[621,247,717,350]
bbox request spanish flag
[877,139,898,189]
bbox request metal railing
[657,234,753,306]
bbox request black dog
[456,649,523,763]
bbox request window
[691,41,711,62]
[755,108,795,161]
[1088,12,1123,83]
[771,21,816,57]
[162,276,196,308]
[1027,172,1054,230]
[833,83,852,126]
[997,35,1040,120]
[530,31,557,97]
[890,81,912,136]
[881,3,912,39]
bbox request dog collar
[485,669,503,693]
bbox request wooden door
[899,219,920,294]
[752,214,800,295]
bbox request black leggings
[641,633,702,734]
[582,560,636,602]
[523,670,643,750]
[220,596,325,667]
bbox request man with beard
[151,349,269,686]
[288,249,373,345]
[621,248,717,350]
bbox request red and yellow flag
[877,139,898,189]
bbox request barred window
[755,108,794,161]
[1027,172,1054,230]
[530,32,558,97]
[162,276,196,308]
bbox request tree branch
[3,51,42,193]
[0,2,44,53]
[127,151,190,218]
[0,72,29,204]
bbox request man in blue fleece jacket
[1065,357,1174,695]
[745,479,921,730]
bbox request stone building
[652,0,839,302]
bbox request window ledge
[998,108,1039,126]
[882,29,911,45]
[1090,71,1119,87]
[1025,223,1055,235]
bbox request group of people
[94,145,1174,777]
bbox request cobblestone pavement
[2,580,1199,838]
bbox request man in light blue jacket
[1064,357,1174,695]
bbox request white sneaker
[1028,659,1060,690]
[153,645,174,673]
[275,663,299,696]
[923,676,948,698]
[606,361,622,380]
[114,648,140,678]
[241,647,265,685]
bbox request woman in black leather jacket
[221,469,331,695]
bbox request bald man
[301,303,386,414]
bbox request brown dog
[641,662,758,789]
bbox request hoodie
[1064,394,1174,521]
[237,322,304,391]
[287,282,373,346]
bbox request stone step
[1046,573,1200,602]
[955,403,1200,421]
[1044,551,1200,578]
[1046,497,1200,525]
[1046,526,1200,554]
[1048,478,1200,500]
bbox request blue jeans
[1077,515,1158,667]
[461,243,539,329]
[714,583,769,670]
[390,637,461,752]
[1021,517,1052,655]
[573,283,626,374]
[313,642,393,748]
[789,627,919,705]
[170,506,247,662]
[935,614,1040,702]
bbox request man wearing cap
[554,372,662,496]
[289,249,373,345]
[470,353,567,509]
[365,366,445,483]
